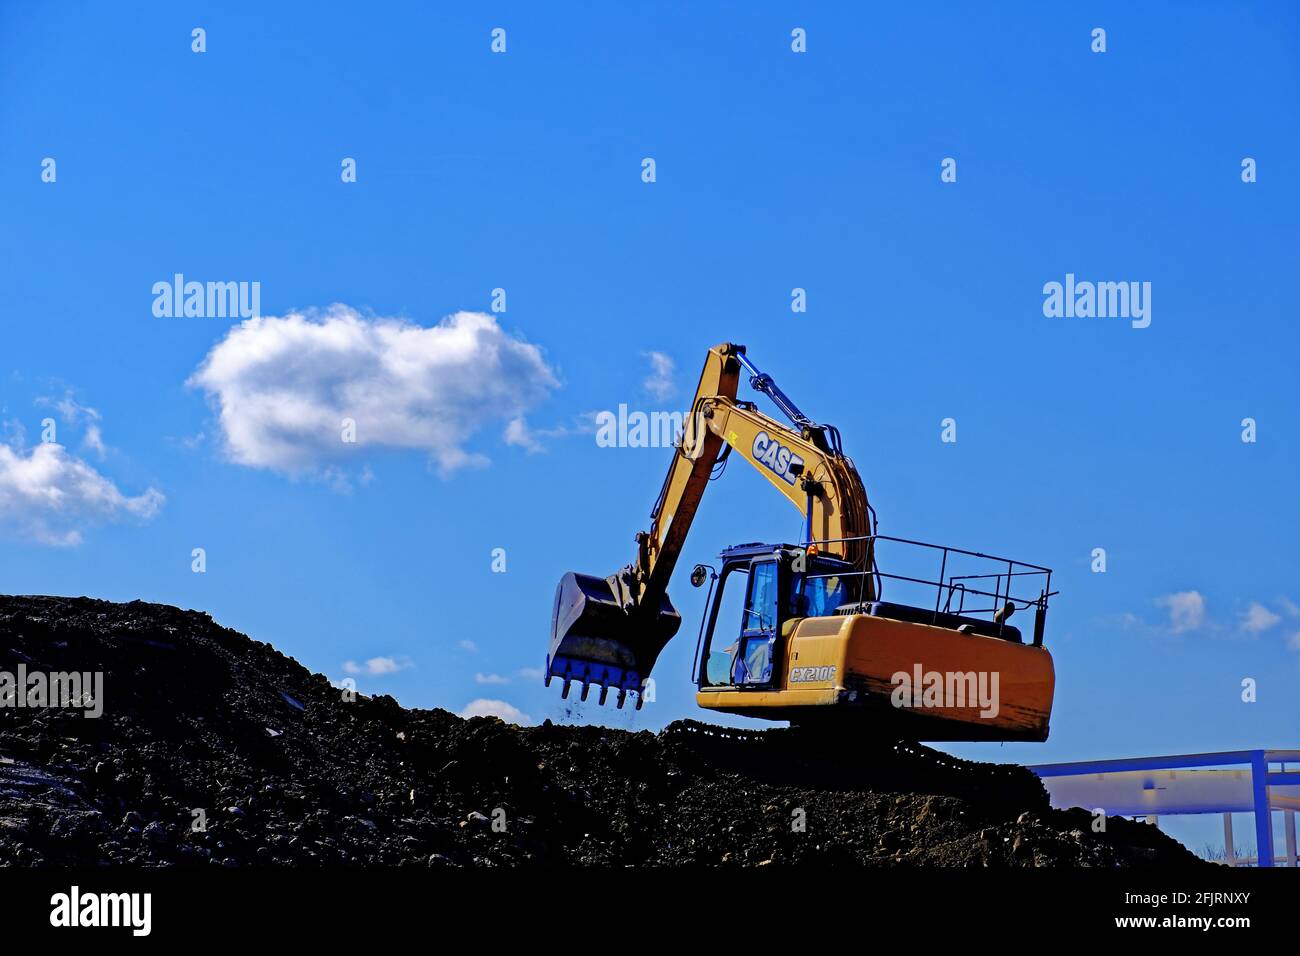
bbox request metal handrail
[797,533,1057,641]
[805,533,1052,574]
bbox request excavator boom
[545,343,875,707]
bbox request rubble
[0,596,1201,867]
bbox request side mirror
[690,565,709,588]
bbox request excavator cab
[696,544,857,690]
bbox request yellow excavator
[545,343,1057,741]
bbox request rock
[0,594,1206,869]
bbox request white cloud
[1241,602,1281,634]
[1288,632,1300,652]
[642,351,675,400]
[517,666,545,681]
[458,639,478,653]
[503,417,544,454]
[475,672,511,685]
[460,698,531,724]
[503,416,576,454]
[1156,591,1206,634]
[188,307,559,478]
[82,424,106,458]
[0,441,163,546]
[37,392,107,458]
[50,394,99,426]
[342,656,411,676]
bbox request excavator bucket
[545,571,681,708]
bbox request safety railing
[799,533,1056,645]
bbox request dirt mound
[0,595,1200,867]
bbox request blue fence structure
[1030,749,1300,867]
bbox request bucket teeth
[598,685,609,706]
[561,680,572,700]
[616,689,627,709]
[634,691,644,711]
[547,570,681,709]
[580,682,591,702]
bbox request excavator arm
[545,342,876,708]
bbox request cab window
[703,565,747,686]
[799,571,850,617]
[743,560,778,635]
[736,560,778,684]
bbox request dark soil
[0,595,1201,867]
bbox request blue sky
[2,0,1297,835]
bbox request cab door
[735,558,779,685]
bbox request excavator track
[659,719,1046,809]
